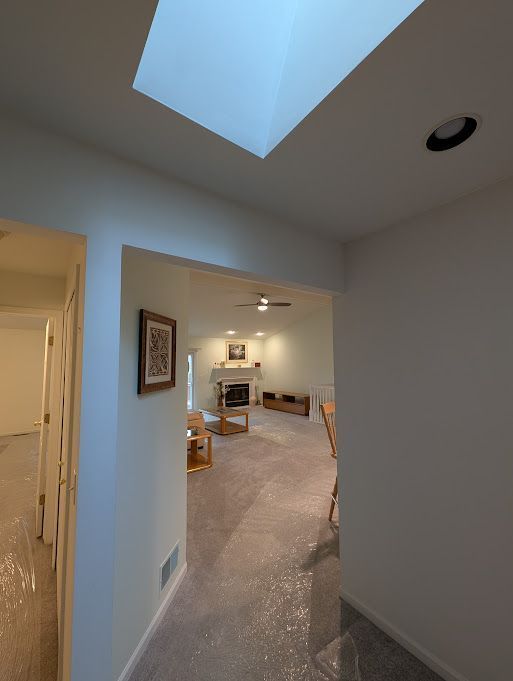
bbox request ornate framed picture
[225,340,249,365]
[138,309,176,394]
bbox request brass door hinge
[48,335,54,346]
[39,493,45,505]
[44,413,50,424]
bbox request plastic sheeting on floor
[130,406,343,681]
[0,434,57,681]
[0,517,36,681]
[315,634,361,680]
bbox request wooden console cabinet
[263,390,310,416]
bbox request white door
[53,267,80,659]
[35,318,53,537]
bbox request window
[187,352,195,410]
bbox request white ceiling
[1,1,513,241]
[189,270,330,339]
[0,227,74,277]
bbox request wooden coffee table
[187,427,212,473]
[201,407,249,435]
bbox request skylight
[134,0,424,158]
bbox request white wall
[263,305,334,393]
[113,250,189,679]
[189,336,264,409]
[0,327,45,435]
[335,177,513,681]
[0,115,344,681]
[0,270,66,308]
[0,117,344,296]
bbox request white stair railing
[309,384,335,423]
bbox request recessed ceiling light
[256,332,265,336]
[426,116,479,151]
[226,330,237,335]
[257,305,268,312]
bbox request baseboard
[117,562,187,681]
[341,590,469,681]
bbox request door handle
[71,471,77,504]
[34,420,42,427]
[60,474,77,502]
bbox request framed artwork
[138,309,176,394]
[225,340,249,365]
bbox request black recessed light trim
[426,116,478,152]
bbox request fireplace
[221,376,256,407]
[225,382,250,407]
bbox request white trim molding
[117,563,187,681]
[341,590,470,681]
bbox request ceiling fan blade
[234,303,259,307]
[268,302,292,306]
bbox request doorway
[0,223,85,681]
[188,269,338,668]
[113,247,340,680]
[163,266,340,678]
[187,351,195,410]
[0,312,58,680]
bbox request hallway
[130,408,441,681]
[0,433,58,681]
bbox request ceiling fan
[235,294,292,311]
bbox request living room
[187,269,334,415]
[174,268,342,680]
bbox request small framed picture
[225,340,249,365]
[138,309,176,394]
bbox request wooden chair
[321,401,338,522]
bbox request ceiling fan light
[257,305,268,311]
[260,297,269,305]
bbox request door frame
[0,305,64,543]
[35,318,54,537]
[56,264,82,681]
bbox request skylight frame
[134,0,425,158]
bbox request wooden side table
[187,427,212,473]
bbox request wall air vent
[160,542,179,592]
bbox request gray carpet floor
[0,433,58,681]
[130,407,442,681]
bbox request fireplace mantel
[210,367,263,381]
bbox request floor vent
[160,542,179,592]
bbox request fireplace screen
[225,383,250,407]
